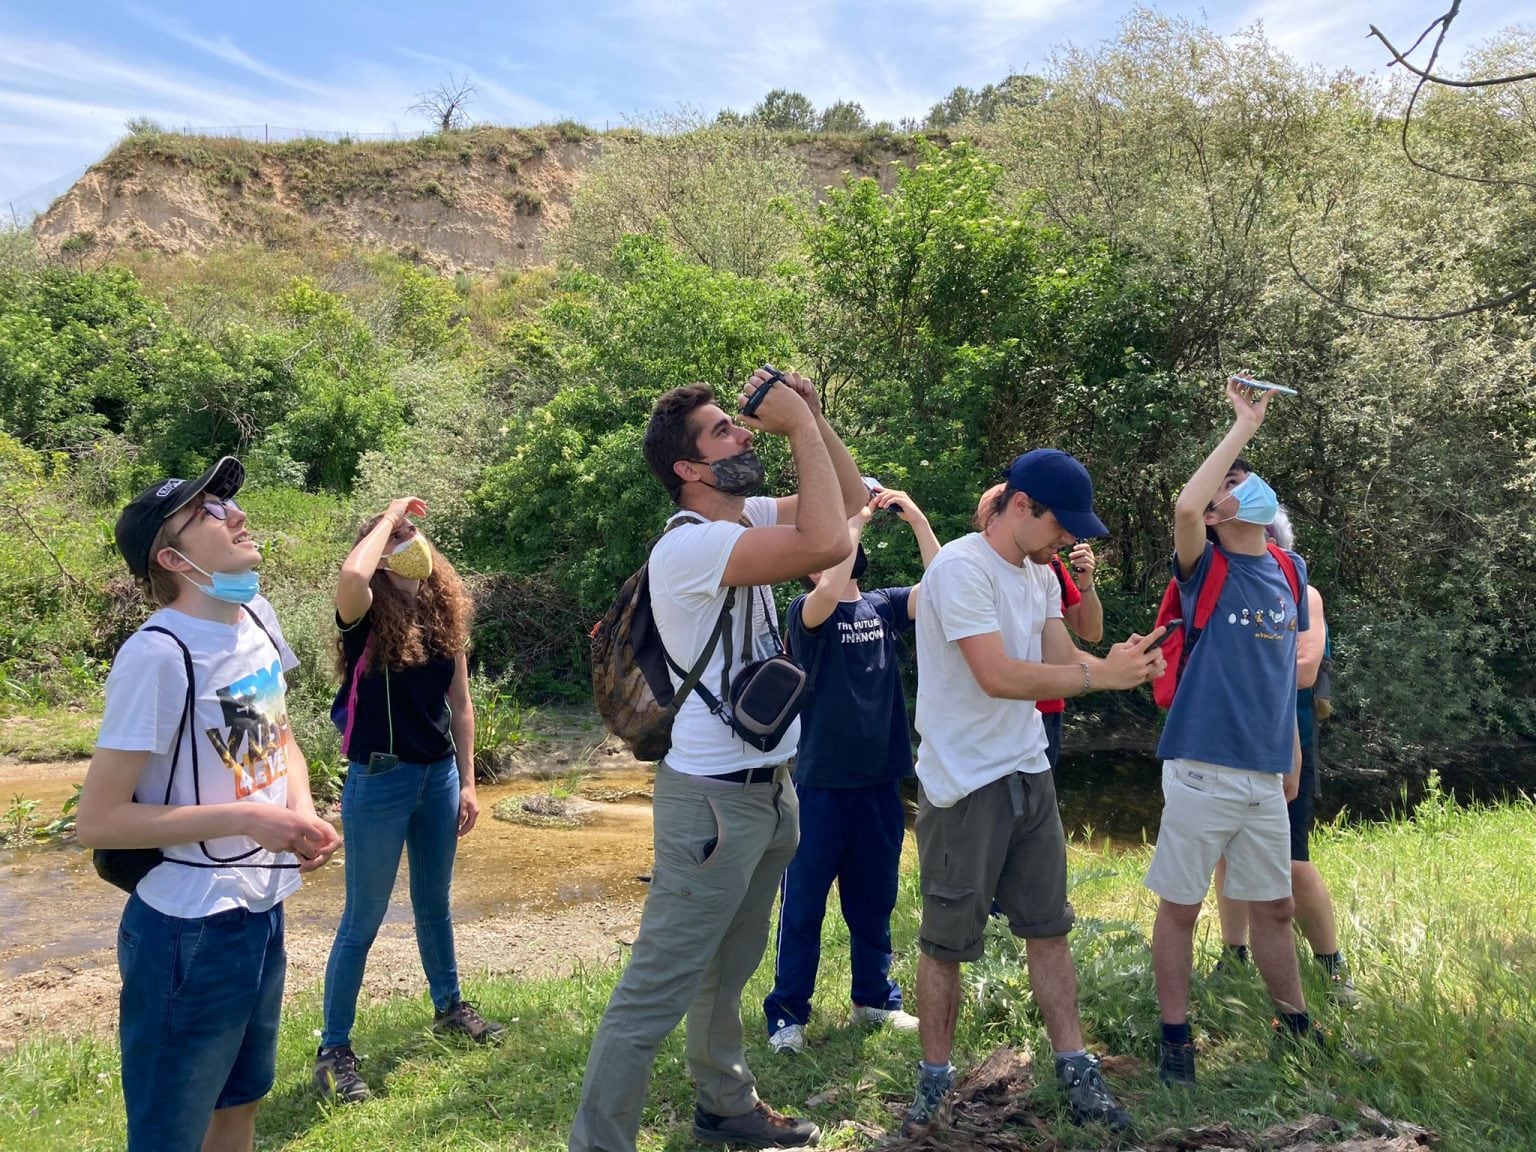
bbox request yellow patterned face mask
[385,535,434,580]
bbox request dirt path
[1,899,644,1048]
[0,716,658,1049]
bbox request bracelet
[1079,662,1091,695]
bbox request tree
[555,111,810,279]
[407,73,479,133]
[924,74,1043,129]
[818,100,870,133]
[751,89,817,131]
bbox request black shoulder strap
[240,602,278,653]
[140,626,195,808]
[656,513,734,715]
[140,621,297,872]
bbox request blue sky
[1,0,1528,219]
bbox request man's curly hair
[334,515,471,677]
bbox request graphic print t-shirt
[1156,543,1310,774]
[788,587,915,788]
[96,597,304,918]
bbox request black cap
[114,457,245,579]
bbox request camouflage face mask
[702,449,767,497]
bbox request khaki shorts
[915,771,1074,963]
[1144,759,1292,905]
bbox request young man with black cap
[76,457,341,1152]
[905,448,1166,1136]
[762,483,939,1055]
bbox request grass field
[1,778,1532,1150]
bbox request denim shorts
[117,893,286,1152]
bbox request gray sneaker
[313,1045,370,1103]
[1055,1053,1132,1133]
[433,999,506,1044]
[692,1102,819,1148]
[902,1063,955,1136]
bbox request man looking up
[1147,378,1315,1086]
[569,367,867,1152]
[763,483,940,1055]
[905,449,1165,1136]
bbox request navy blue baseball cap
[115,456,245,579]
[1002,449,1107,540]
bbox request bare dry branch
[1285,229,1536,321]
[407,73,480,134]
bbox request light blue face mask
[174,552,261,605]
[1216,472,1279,526]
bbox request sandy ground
[0,751,652,1049]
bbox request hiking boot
[902,1063,955,1136]
[692,1101,819,1148]
[769,1023,806,1054]
[852,1004,920,1032]
[1157,1038,1197,1086]
[433,999,505,1044]
[313,1045,370,1103]
[1055,1053,1132,1132]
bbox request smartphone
[1152,620,1182,649]
[366,752,401,775]
[1231,375,1298,396]
[861,475,902,515]
[743,364,785,416]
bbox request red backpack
[1151,543,1300,709]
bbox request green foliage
[750,88,818,131]
[468,235,805,616]
[818,100,870,133]
[924,73,1044,130]
[556,112,810,279]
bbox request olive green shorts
[915,770,1074,963]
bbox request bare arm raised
[1173,379,1274,579]
[721,371,851,587]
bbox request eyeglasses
[186,498,240,526]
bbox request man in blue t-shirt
[1147,377,1320,1086]
[762,484,940,1054]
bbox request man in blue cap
[903,448,1167,1136]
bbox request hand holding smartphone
[1231,374,1298,397]
[1151,620,1182,649]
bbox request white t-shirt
[96,596,304,918]
[914,533,1063,807]
[648,495,800,776]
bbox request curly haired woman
[313,496,504,1103]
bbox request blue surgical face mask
[174,551,261,605]
[1216,473,1279,526]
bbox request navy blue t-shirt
[787,587,915,787]
[1156,543,1310,774]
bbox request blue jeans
[322,755,462,1047]
[763,781,905,1033]
[117,893,285,1152]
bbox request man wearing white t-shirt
[76,457,341,1152]
[570,369,866,1152]
[905,449,1167,1136]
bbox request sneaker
[769,1023,806,1054]
[1157,1038,1197,1086]
[433,999,506,1044]
[313,1045,370,1103]
[902,1063,955,1136]
[1271,1018,1378,1069]
[692,1101,819,1148]
[852,1005,920,1032]
[1314,956,1360,1007]
[1055,1053,1132,1132]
